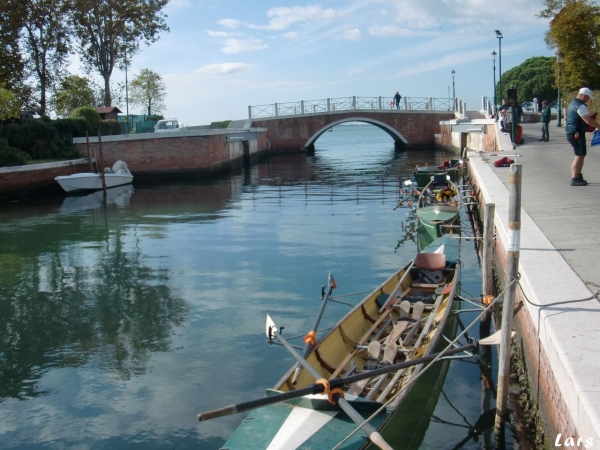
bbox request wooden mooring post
[480,203,495,338]
[494,164,522,442]
[97,132,107,200]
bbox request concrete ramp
[228,119,251,129]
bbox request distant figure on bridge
[394,91,402,110]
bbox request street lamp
[451,69,456,99]
[492,50,497,114]
[556,51,563,127]
[495,30,503,102]
[125,45,130,134]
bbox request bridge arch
[304,117,408,151]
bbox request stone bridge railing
[248,95,467,119]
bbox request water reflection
[0,125,498,449]
[0,204,189,403]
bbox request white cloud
[252,5,340,31]
[347,68,366,76]
[338,28,362,41]
[368,26,419,37]
[218,18,243,29]
[282,32,300,41]
[207,30,234,37]
[195,63,252,75]
[222,38,268,54]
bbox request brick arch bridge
[250,110,456,152]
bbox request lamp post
[495,30,503,102]
[125,45,130,134]
[556,51,563,127]
[451,70,456,99]
[492,50,497,114]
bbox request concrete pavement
[467,118,600,445]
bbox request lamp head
[451,69,456,78]
[492,50,497,62]
[495,30,503,38]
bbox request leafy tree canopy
[497,56,558,106]
[0,1,25,89]
[20,0,72,115]
[53,75,96,118]
[543,0,600,92]
[71,0,169,107]
[129,68,166,116]
[0,85,21,123]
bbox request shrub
[99,119,121,135]
[0,138,31,167]
[70,106,101,134]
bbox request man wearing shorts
[565,87,600,186]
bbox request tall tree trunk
[103,73,111,106]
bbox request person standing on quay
[539,100,551,141]
[565,87,600,186]
[394,91,401,110]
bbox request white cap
[579,87,594,99]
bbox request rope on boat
[331,276,521,450]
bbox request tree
[496,56,558,106]
[129,69,166,116]
[71,0,169,107]
[0,85,21,123]
[20,0,72,115]
[542,0,600,92]
[52,75,96,117]
[0,1,25,89]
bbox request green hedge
[0,138,32,167]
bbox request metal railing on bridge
[248,95,463,119]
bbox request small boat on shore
[55,160,133,193]
[415,175,461,243]
[203,235,463,449]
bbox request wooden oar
[197,332,512,421]
[265,315,393,450]
[291,272,336,384]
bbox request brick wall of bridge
[251,111,455,151]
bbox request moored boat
[216,236,462,449]
[415,175,461,244]
[412,159,461,188]
[55,160,133,193]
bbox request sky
[95,0,554,126]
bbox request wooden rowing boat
[221,235,461,449]
[412,159,461,188]
[415,176,461,244]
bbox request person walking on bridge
[565,87,600,186]
[394,91,402,110]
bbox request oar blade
[479,330,515,346]
[266,314,276,338]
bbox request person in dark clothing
[565,87,600,186]
[539,100,550,141]
[394,92,401,110]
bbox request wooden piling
[494,164,522,441]
[480,203,495,338]
[86,131,93,173]
[97,132,107,199]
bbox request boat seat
[414,252,446,271]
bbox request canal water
[0,124,512,449]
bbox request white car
[154,119,179,132]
